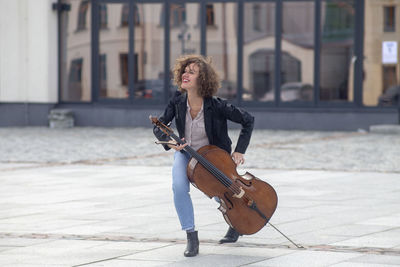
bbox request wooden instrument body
[187,145,278,235]
[150,116,277,236]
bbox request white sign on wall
[382,41,398,64]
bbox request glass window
[379,66,399,106]
[160,3,186,28]
[121,4,140,27]
[206,4,215,26]
[281,1,315,103]
[60,0,91,102]
[253,4,261,32]
[134,4,140,26]
[99,3,129,99]
[384,6,396,32]
[207,2,237,101]
[77,0,89,31]
[243,2,275,102]
[99,54,107,97]
[133,3,165,100]
[99,4,108,29]
[320,0,354,103]
[363,2,400,106]
[121,3,129,27]
[67,58,83,100]
[171,4,186,28]
[170,3,200,92]
[120,53,128,86]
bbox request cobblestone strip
[1,232,399,256]
[254,132,366,148]
[0,151,171,171]
[0,131,372,169]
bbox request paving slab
[349,254,400,265]
[331,229,400,249]
[0,127,400,266]
[245,250,361,267]
[330,262,396,267]
[0,165,399,266]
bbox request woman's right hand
[169,138,188,151]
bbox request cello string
[169,131,241,193]
[157,122,240,193]
[192,151,234,189]
[189,147,243,194]
[185,146,239,192]
[161,124,287,238]
[182,142,230,186]
[162,125,289,242]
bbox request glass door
[242,1,276,103]
[206,2,238,101]
[319,0,355,104]
[94,0,166,102]
[133,2,165,101]
[281,1,315,104]
[96,1,130,100]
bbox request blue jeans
[172,151,195,231]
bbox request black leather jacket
[153,91,254,154]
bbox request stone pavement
[0,127,399,266]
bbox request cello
[151,116,278,235]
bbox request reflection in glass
[133,3,165,100]
[378,67,399,106]
[77,0,89,31]
[206,4,215,26]
[243,2,275,102]
[170,3,186,27]
[281,1,314,103]
[121,3,129,27]
[320,0,354,102]
[61,0,91,102]
[170,3,200,87]
[99,4,108,29]
[121,3,141,27]
[99,3,129,99]
[171,3,200,56]
[67,58,83,100]
[207,3,237,101]
[364,3,399,107]
[383,6,396,32]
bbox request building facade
[0,0,399,130]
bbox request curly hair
[172,54,221,98]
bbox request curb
[369,124,400,134]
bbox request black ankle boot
[184,231,199,257]
[219,227,241,244]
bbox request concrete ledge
[53,105,400,131]
[1,103,399,131]
[370,124,400,134]
[0,103,55,126]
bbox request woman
[153,54,254,257]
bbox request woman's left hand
[232,152,245,165]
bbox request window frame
[57,0,367,110]
[77,0,90,31]
[384,6,396,32]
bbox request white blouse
[185,100,209,151]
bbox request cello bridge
[233,187,245,198]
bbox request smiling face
[180,63,200,93]
[173,55,220,97]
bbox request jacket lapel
[176,93,187,138]
[204,97,213,144]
